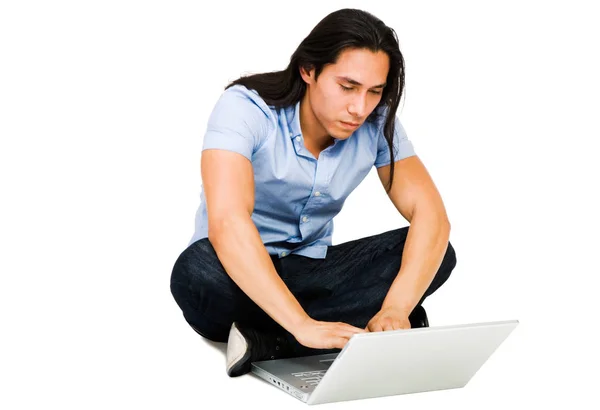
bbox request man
[170,8,456,377]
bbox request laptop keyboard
[290,370,327,386]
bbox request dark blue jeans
[170,227,456,352]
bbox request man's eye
[340,84,382,95]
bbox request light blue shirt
[188,85,416,259]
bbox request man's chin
[333,131,354,140]
[326,124,356,141]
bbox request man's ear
[299,65,315,84]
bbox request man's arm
[203,149,309,332]
[202,149,365,347]
[376,155,451,316]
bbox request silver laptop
[251,320,519,405]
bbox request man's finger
[370,322,383,332]
[333,336,349,349]
[341,323,367,333]
[337,329,361,341]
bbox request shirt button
[302,216,308,222]
[281,251,287,257]
[295,136,301,142]
[314,191,321,196]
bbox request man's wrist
[286,312,312,336]
[381,297,416,316]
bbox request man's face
[302,47,389,140]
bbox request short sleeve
[201,85,271,161]
[374,114,416,168]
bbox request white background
[1,0,599,408]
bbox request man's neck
[299,92,335,153]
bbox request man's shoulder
[219,84,274,118]
[207,84,281,146]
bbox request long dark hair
[225,8,405,193]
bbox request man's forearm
[382,209,451,314]
[209,215,310,334]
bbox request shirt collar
[287,100,302,139]
[286,98,344,147]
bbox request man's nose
[348,94,368,118]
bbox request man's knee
[170,238,263,340]
[171,238,230,293]
[443,242,457,275]
[170,238,237,319]
[436,241,457,284]
[421,242,456,302]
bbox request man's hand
[366,305,411,332]
[291,317,367,350]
